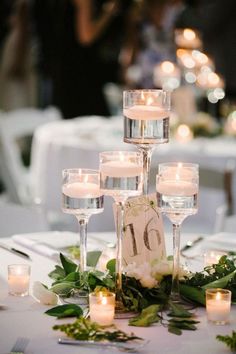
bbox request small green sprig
[216,331,236,352]
[53,317,142,342]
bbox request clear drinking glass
[156,162,199,304]
[123,89,171,195]
[62,169,104,293]
[100,151,143,315]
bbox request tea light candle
[62,182,101,198]
[89,291,115,326]
[206,289,231,324]
[204,250,226,267]
[8,264,31,296]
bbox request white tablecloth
[0,232,235,354]
[29,116,236,233]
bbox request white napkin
[12,231,115,260]
[202,232,236,252]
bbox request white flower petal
[32,281,58,305]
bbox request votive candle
[8,264,31,296]
[89,291,115,326]
[206,288,231,325]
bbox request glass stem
[171,222,181,302]
[115,201,125,300]
[76,216,89,273]
[140,147,153,195]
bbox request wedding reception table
[29,116,236,233]
[0,231,235,354]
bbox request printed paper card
[113,194,166,266]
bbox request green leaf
[216,331,236,351]
[48,265,66,281]
[129,304,160,327]
[168,302,192,318]
[50,282,75,296]
[60,253,77,275]
[202,270,236,290]
[168,326,182,335]
[180,284,206,306]
[45,304,83,318]
[87,251,102,267]
[168,320,197,330]
[106,259,116,274]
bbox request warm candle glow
[206,288,231,325]
[175,124,193,143]
[184,28,196,41]
[8,264,31,297]
[161,61,175,74]
[89,291,115,326]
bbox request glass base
[170,293,197,310]
[63,290,88,306]
[114,300,138,319]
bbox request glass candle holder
[89,291,115,326]
[8,264,31,296]
[206,288,231,325]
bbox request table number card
[114,194,166,266]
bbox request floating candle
[62,182,101,198]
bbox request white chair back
[0,107,62,204]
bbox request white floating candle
[100,160,143,178]
[62,182,101,198]
[124,105,168,120]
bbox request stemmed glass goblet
[99,151,143,316]
[156,162,199,304]
[123,89,171,195]
[62,169,104,301]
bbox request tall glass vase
[100,151,143,316]
[156,162,199,304]
[123,89,171,195]
[62,168,104,302]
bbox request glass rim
[89,291,115,298]
[62,168,99,175]
[205,288,232,295]
[8,264,31,269]
[123,89,166,94]
[99,150,142,158]
[158,162,199,170]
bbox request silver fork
[10,337,29,354]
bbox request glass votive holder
[204,250,226,267]
[89,291,115,326]
[8,264,31,297]
[206,288,231,325]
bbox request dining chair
[0,106,62,205]
[0,201,49,237]
[199,160,236,233]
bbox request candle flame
[83,174,89,183]
[216,292,222,301]
[183,28,196,41]
[101,296,107,305]
[146,96,153,105]
[176,162,183,180]
[119,152,125,162]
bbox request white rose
[140,275,158,289]
[32,281,58,305]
